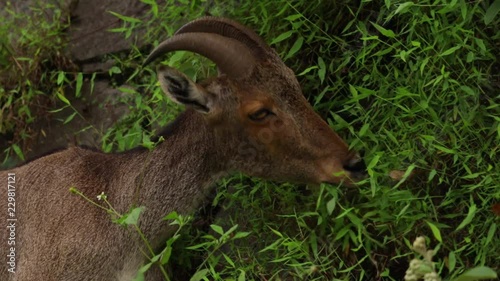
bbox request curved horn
[175,17,270,60]
[143,32,255,78]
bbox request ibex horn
[143,32,255,79]
[174,16,270,60]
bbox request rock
[67,0,151,61]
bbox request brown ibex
[0,17,366,280]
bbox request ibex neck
[127,109,227,227]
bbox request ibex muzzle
[0,17,365,280]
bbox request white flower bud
[424,271,441,281]
[413,236,427,254]
[404,272,418,281]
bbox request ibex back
[0,17,366,280]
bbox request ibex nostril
[343,156,367,175]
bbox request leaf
[57,71,65,85]
[426,221,442,242]
[109,66,122,74]
[162,211,179,221]
[137,262,152,274]
[12,144,25,161]
[428,169,437,181]
[474,40,487,56]
[485,223,496,246]
[371,22,396,38]
[233,231,251,239]
[297,65,318,76]
[210,224,224,235]
[334,227,350,241]
[57,91,71,105]
[238,270,246,281]
[317,57,326,84]
[395,2,414,15]
[448,251,456,272]
[367,153,381,170]
[455,202,477,231]
[327,198,336,215]
[190,269,209,281]
[75,72,83,97]
[63,112,78,124]
[108,11,142,23]
[286,36,304,59]
[270,30,293,45]
[453,266,498,281]
[359,123,370,137]
[434,144,455,154]
[484,0,500,25]
[223,253,235,267]
[439,46,461,56]
[420,57,429,75]
[123,207,143,225]
[160,246,172,265]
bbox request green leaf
[484,0,500,25]
[270,30,293,45]
[210,224,224,235]
[123,207,143,225]
[371,22,396,38]
[162,211,179,221]
[453,266,498,281]
[57,71,65,85]
[395,2,414,15]
[75,72,83,97]
[108,11,142,23]
[57,91,71,105]
[190,269,209,281]
[359,123,370,136]
[484,223,496,246]
[109,66,122,74]
[160,246,172,265]
[439,46,461,56]
[238,270,246,281]
[223,253,235,267]
[455,202,477,231]
[133,271,145,281]
[326,198,336,215]
[286,36,303,59]
[12,144,25,161]
[233,232,251,239]
[317,57,326,84]
[434,144,455,154]
[367,153,382,170]
[448,251,456,272]
[428,169,437,181]
[426,221,442,242]
[63,112,78,124]
[297,66,318,76]
[420,57,429,75]
[475,38,486,52]
[137,262,152,274]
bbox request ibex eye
[249,109,272,121]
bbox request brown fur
[0,19,364,281]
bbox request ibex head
[145,17,366,185]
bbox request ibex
[1,17,366,280]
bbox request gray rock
[67,0,150,61]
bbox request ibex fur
[0,17,366,280]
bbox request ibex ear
[157,65,212,113]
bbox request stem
[70,188,109,212]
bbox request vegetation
[1,0,499,280]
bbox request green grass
[1,0,499,280]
